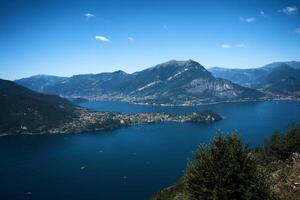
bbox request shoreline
[1,99,299,138]
[82,97,300,107]
[0,110,222,137]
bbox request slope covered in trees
[152,127,300,200]
[0,79,78,135]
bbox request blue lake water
[0,100,300,200]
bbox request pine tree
[184,133,274,200]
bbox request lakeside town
[68,94,300,107]
[47,108,222,135]
[41,108,222,135]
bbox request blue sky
[0,0,300,80]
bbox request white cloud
[246,18,256,22]
[95,35,110,42]
[259,11,267,17]
[221,43,247,48]
[221,44,231,48]
[235,43,247,48]
[296,28,300,34]
[84,13,94,20]
[128,37,134,41]
[279,6,298,15]
[240,17,256,23]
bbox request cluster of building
[48,109,222,135]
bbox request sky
[0,0,300,80]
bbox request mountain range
[2,60,299,134]
[0,79,222,135]
[16,60,266,105]
[209,61,300,96]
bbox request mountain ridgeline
[209,61,300,96]
[16,60,264,105]
[0,79,222,135]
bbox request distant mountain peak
[209,61,300,96]
[113,70,127,74]
[263,61,300,70]
[149,59,206,71]
[19,74,67,80]
[159,59,200,66]
[15,59,266,105]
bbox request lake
[0,100,300,200]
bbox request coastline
[80,97,300,107]
[0,110,222,137]
[2,99,299,137]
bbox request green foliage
[184,133,274,200]
[0,79,77,134]
[259,126,300,163]
[153,128,300,200]
[151,179,189,200]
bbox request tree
[184,133,274,200]
[261,126,300,162]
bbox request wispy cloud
[259,11,267,17]
[279,6,298,15]
[296,28,300,34]
[221,43,248,48]
[128,37,134,41]
[240,17,256,23]
[221,44,231,48]
[235,43,247,48]
[95,35,110,42]
[84,13,94,20]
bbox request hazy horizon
[6,59,300,81]
[1,0,300,80]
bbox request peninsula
[0,79,222,136]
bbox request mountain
[262,61,300,70]
[15,60,264,105]
[256,64,300,96]
[208,67,269,87]
[0,79,78,135]
[209,61,300,96]
[1,79,223,136]
[16,74,67,93]
[45,70,131,96]
[117,60,263,104]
